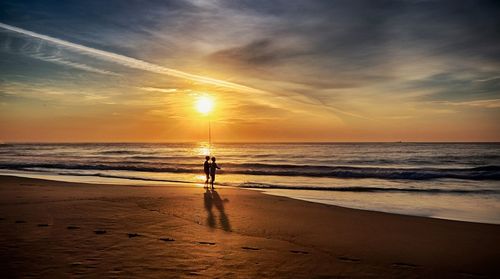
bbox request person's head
[211,157,216,162]
[205,156,210,161]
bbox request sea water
[0,142,499,224]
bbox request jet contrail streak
[0,22,264,93]
[0,22,371,120]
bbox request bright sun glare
[195,96,214,114]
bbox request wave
[56,172,195,184]
[128,155,202,160]
[97,150,139,155]
[0,162,499,180]
[226,164,500,180]
[37,171,500,195]
[240,182,500,194]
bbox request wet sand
[0,175,499,278]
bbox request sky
[0,0,499,142]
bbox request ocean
[1,142,499,224]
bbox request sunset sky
[1,0,499,142]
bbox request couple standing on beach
[204,156,221,188]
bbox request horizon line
[2,141,499,144]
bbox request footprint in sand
[67,225,80,230]
[37,223,50,227]
[127,233,141,238]
[94,229,107,235]
[457,271,485,278]
[241,246,261,251]
[391,262,419,269]
[198,241,216,245]
[159,237,175,242]
[15,220,26,224]
[338,256,361,262]
[290,250,309,254]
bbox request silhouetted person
[210,156,221,189]
[203,156,210,185]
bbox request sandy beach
[0,175,499,278]
[2,0,500,277]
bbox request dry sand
[0,175,499,278]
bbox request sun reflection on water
[193,142,214,156]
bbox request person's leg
[211,174,215,188]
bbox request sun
[195,96,214,115]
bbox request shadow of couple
[203,187,231,231]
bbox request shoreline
[2,171,499,225]
[0,173,489,225]
[1,175,499,277]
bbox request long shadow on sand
[203,188,231,231]
[204,188,216,228]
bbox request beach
[2,143,499,224]
[1,175,499,278]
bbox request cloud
[1,0,499,138]
[0,22,264,94]
[476,76,500,83]
[433,99,500,109]
[403,72,500,102]
[139,87,178,93]
[210,38,304,66]
[0,22,355,121]
[0,29,121,76]
[201,0,500,98]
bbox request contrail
[30,53,120,76]
[0,22,263,93]
[0,22,371,120]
